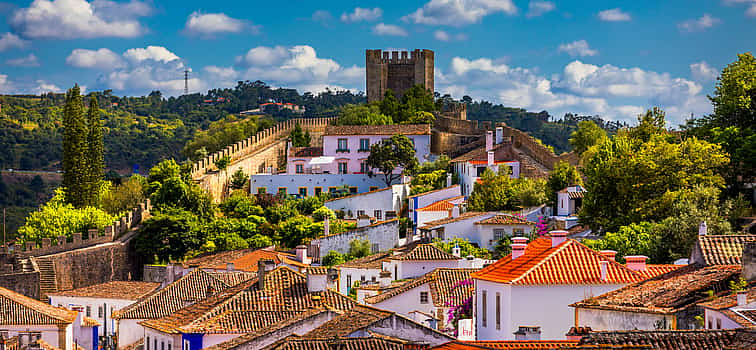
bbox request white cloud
[312,10,333,25]
[123,46,180,63]
[434,30,467,41]
[372,23,408,36]
[0,74,13,93]
[6,53,39,67]
[723,0,756,18]
[32,80,62,94]
[597,8,631,22]
[403,0,517,26]
[237,46,289,66]
[340,7,382,23]
[10,0,151,39]
[678,14,720,32]
[690,61,719,81]
[184,11,258,36]
[0,32,29,52]
[558,40,598,57]
[66,48,124,69]
[526,1,555,18]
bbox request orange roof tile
[433,340,580,349]
[48,281,161,300]
[324,187,391,202]
[209,249,306,271]
[471,238,646,285]
[324,124,431,136]
[0,286,78,325]
[390,244,460,261]
[639,264,682,279]
[418,211,489,230]
[474,214,534,225]
[416,196,465,212]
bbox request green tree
[312,206,336,222]
[512,178,548,208]
[133,208,202,263]
[322,250,347,267]
[219,191,264,219]
[336,104,393,125]
[434,237,492,259]
[404,111,436,124]
[629,107,668,142]
[585,222,658,263]
[709,52,756,128]
[348,239,371,258]
[546,161,582,205]
[277,215,316,248]
[147,159,214,219]
[366,134,418,187]
[569,121,607,155]
[62,85,89,208]
[290,122,311,147]
[86,95,104,207]
[229,168,249,190]
[379,89,400,118]
[396,85,436,123]
[411,170,448,195]
[101,175,146,216]
[468,168,517,211]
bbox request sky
[0,0,754,125]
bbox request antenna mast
[184,69,189,95]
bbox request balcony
[357,148,371,153]
[335,148,350,153]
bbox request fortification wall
[41,240,135,293]
[499,124,578,169]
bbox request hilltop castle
[366,49,434,102]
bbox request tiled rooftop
[432,340,579,349]
[408,184,460,199]
[365,268,477,306]
[304,305,393,338]
[324,186,391,202]
[416,196,465,212]
[574,329,755,350]
[112,269,255,320]
[696,234,756,265]
[638,264,682,279]
[0,286,77,325]
[391,244,461,261]
[48,281,161,300]
[474,214,534,225]
[324,124,431,136]
[450,143,517,163]
[207,248,306,270]
[698,285,756,328]
[472,237,646,285]
[418,211,489,230]
[336,251,394,269]
[266,335,409,350]
[571,264,742,314]
[289,146,323,158]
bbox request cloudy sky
[0,0,754,124]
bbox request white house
[250,173,393,198]
[408,184,464,236]
[472,231,649,340]
[168,246,310,281]
[324,184,409,220]
[0,286,99,350]
[48,281,160,339]
[699,288,756,329]
[451,129,521,196]
[556,185,586,217]
[419,212,536,250]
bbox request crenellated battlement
[366,49,433,65]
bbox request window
[493,229,506,241]
[98,306,103,318]
[361,275,366,282]
[437,228,445,240]
[147,337,150,350]
[513,228,524,235]
[371,276,377,282]
[374,210,382,220]
[338,162,348,174]
[708,318,712,329]
[482,290,487,327]
[476,166,486,177]
[298,187,307,197]
[394,265,398,280]
[86,305,91,317]
[314,187,322,196]
[257,187,266,194]
[420,291,429,304]
[278,187,287,195]
[369,186,379,191]
[346,275,352,292]
[162,342,165,350]
[496,292,501,330]
[349,187,358,194]
[295,164,304,174]
[337,138,349,152]
[359,138,370,151]
[386,211,397,219]
[154,339,157,350]
[168,344,172,350]
[328,186,338,193]
[716,318,721,329]
[372,243,379,253]
[357,210,366,217]
[360,162,369,173]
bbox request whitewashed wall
[576,307,675,332]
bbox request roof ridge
[509,238,573,284]
[0,287,77,324]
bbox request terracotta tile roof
[432,340,579,349]
[416,196,466,212]
[472,237,645,285]
[179,249,258,268]
[574,329,753,350]
[307,266,328,275]
[418,211,489,230]
[474,214,534,225]
[304,305,393,338]
[391,244,461,261]
[571,264,742,314]
[112,269,255,320]
[207,249,307,270]
[289,146,323,158]
[719,309,756,328]
[450,143,517,163]
[139,267,355,334]
[408,185,461,199]
[324,124,431,136]
[696,235,756,265]
[82,316,100,327]
[0,286,77,325]
[365,268,476,306]
[638,264,682,279]
[265,335,408,350]
[48,281,161,300]
[336,251,393,269]
[324,187,391,202]
[698,286,756,310]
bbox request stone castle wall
[366,49,434,102]
[498,124,579,169]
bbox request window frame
[482,290,487,327]
[359,138,370,152]
[314,187,323,196]
[298,187,308,197]
[338,162,348,174]
[277,187,287,196]
[420,291,429,304]
[295,163,304,174]
[337,138,349,152]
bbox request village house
[556,185,586,217]
[166,246,310,281]
[309,216,400,262]
[419,212,536,250]
[111,269,254,348]
[408,184,463,236]
[48,281,160,339]
[698,286,756,329]
[451,128,521,196]
[324,184,409,220]
[471,231,670,340]
[0,286,99,350]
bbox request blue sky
[0,0,754,124]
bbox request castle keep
[366,49,434,102]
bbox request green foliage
[468,168,516,211]
[229,168,249,190]
[290,122,311,147]
[348,239,372,259]
[585,222,657,263]
[86,95,104,207]
[147,159,214,219]
[492,236,514,259]
[708,52,756,128]
[337,85,436,126]
[312,206,336,222]
[277,215,316,248]
[296,196,323,215]
[214,155,231,172]
[434,237,492,259]
[379,90,400,118]
[62,85,89,208]
[395,85,436,123]
[134,208,202,263]
[336,104,392,126]
[569,121,607,155]
[729,277,747,292]
[219,192,264,219]
[404,111,436,124]
[183,114,271,161]
[322,250,347,267]
[512,178,548,208]
[411,170,448,195]
[629,107,668,142]
[366,134,418,186]
[17,188,116,244]
[101,175,146,215]
[546,161,582,205]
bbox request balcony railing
[335,148,350,153]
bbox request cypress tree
[86,95,104,206]
[62,85,88,208]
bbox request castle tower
[366,49,434,102]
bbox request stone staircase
[34,258,58,300]
[515,150,551,178]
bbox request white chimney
[699,221,708,236]
[446,173,453,188]
[625,255,648,272]
[737,291,748,306]
[226,263,235,272]
[357,215,371,228]
[511,243,527,260]
[514,326,541,341]
[307,270,327,293]
[549,230,568,247]
[512,236,528,245]
[495,127,504,144]
[599,250,617,262]
[452,243,461,257]
[323,215,330,236]
[296,245,311,265]
[451,204,460,218]
[487,151,495,167]
[486,131,493,151]
[599,260,608,281]
[379,270,392,288]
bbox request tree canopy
[366,134,419,186]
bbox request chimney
[599,250,617,262]
[450,204,460,218]
[549,230,568,248]
[514,326,541,341]
[323,215,330,236]
[357,215,371,228]
[599,260,608,281]
[737,291,748,306]
[379,270,392,288]
[495,126,503,144]
[511,243,527,260]
[306,270,327,293]
[452,243,461,257]
[512,236,528,245]
[743,242,756,282]
[446,172,453,188]
[625,255,648,272]
[226,263,235,271]
[486,130,493,151]
[698,221,707,236]
[487,151,495,167]
[296,245,311,265]
[257,259,274,290]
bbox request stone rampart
[498,124,579,169]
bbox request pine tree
[86,95,104,206]
[62,85,88,208]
